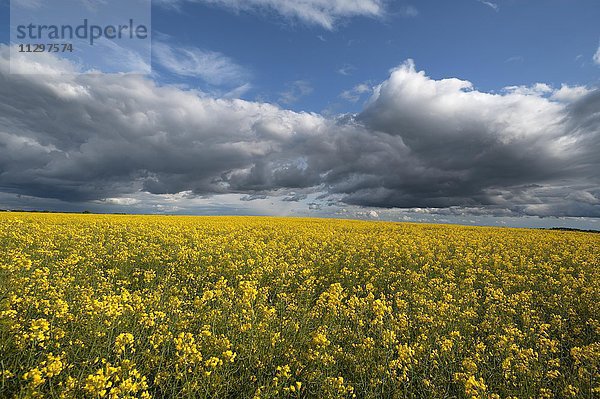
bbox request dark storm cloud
[314,62,600,216]
[1,47,599,217]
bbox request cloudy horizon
[0,0,599,229]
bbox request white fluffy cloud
[1,46,599,217]
[594,43,600,65]
[156,0,386,29]
[551,84,592,102]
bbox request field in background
[0,213,598,398]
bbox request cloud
[1,46,599,218]
[279,80,313,104]
[153,42,248,86]
[477,0,499,12]
[504,56,524,64]
[94,37,151,74]
[240,194,268,201]
[502,83,553,96]
[398,5,418,17]
[367,210,379,218]
[98,197,141,206]
[337,64,355,76]
[282,192,308,202]
[224,83,253,99]
[551,85,592,102]
[349,61,599,216]
[156,0,386,30]
[594,42,600,65]
[340,83,371,102]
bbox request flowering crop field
[0,213,599,399]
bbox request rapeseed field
[0,213,598,398]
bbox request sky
[0,0,599,229]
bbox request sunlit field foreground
[0,214,598,398]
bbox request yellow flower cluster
[114,333,135,356]
[0,213,598,398]
[83,359,149,398]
